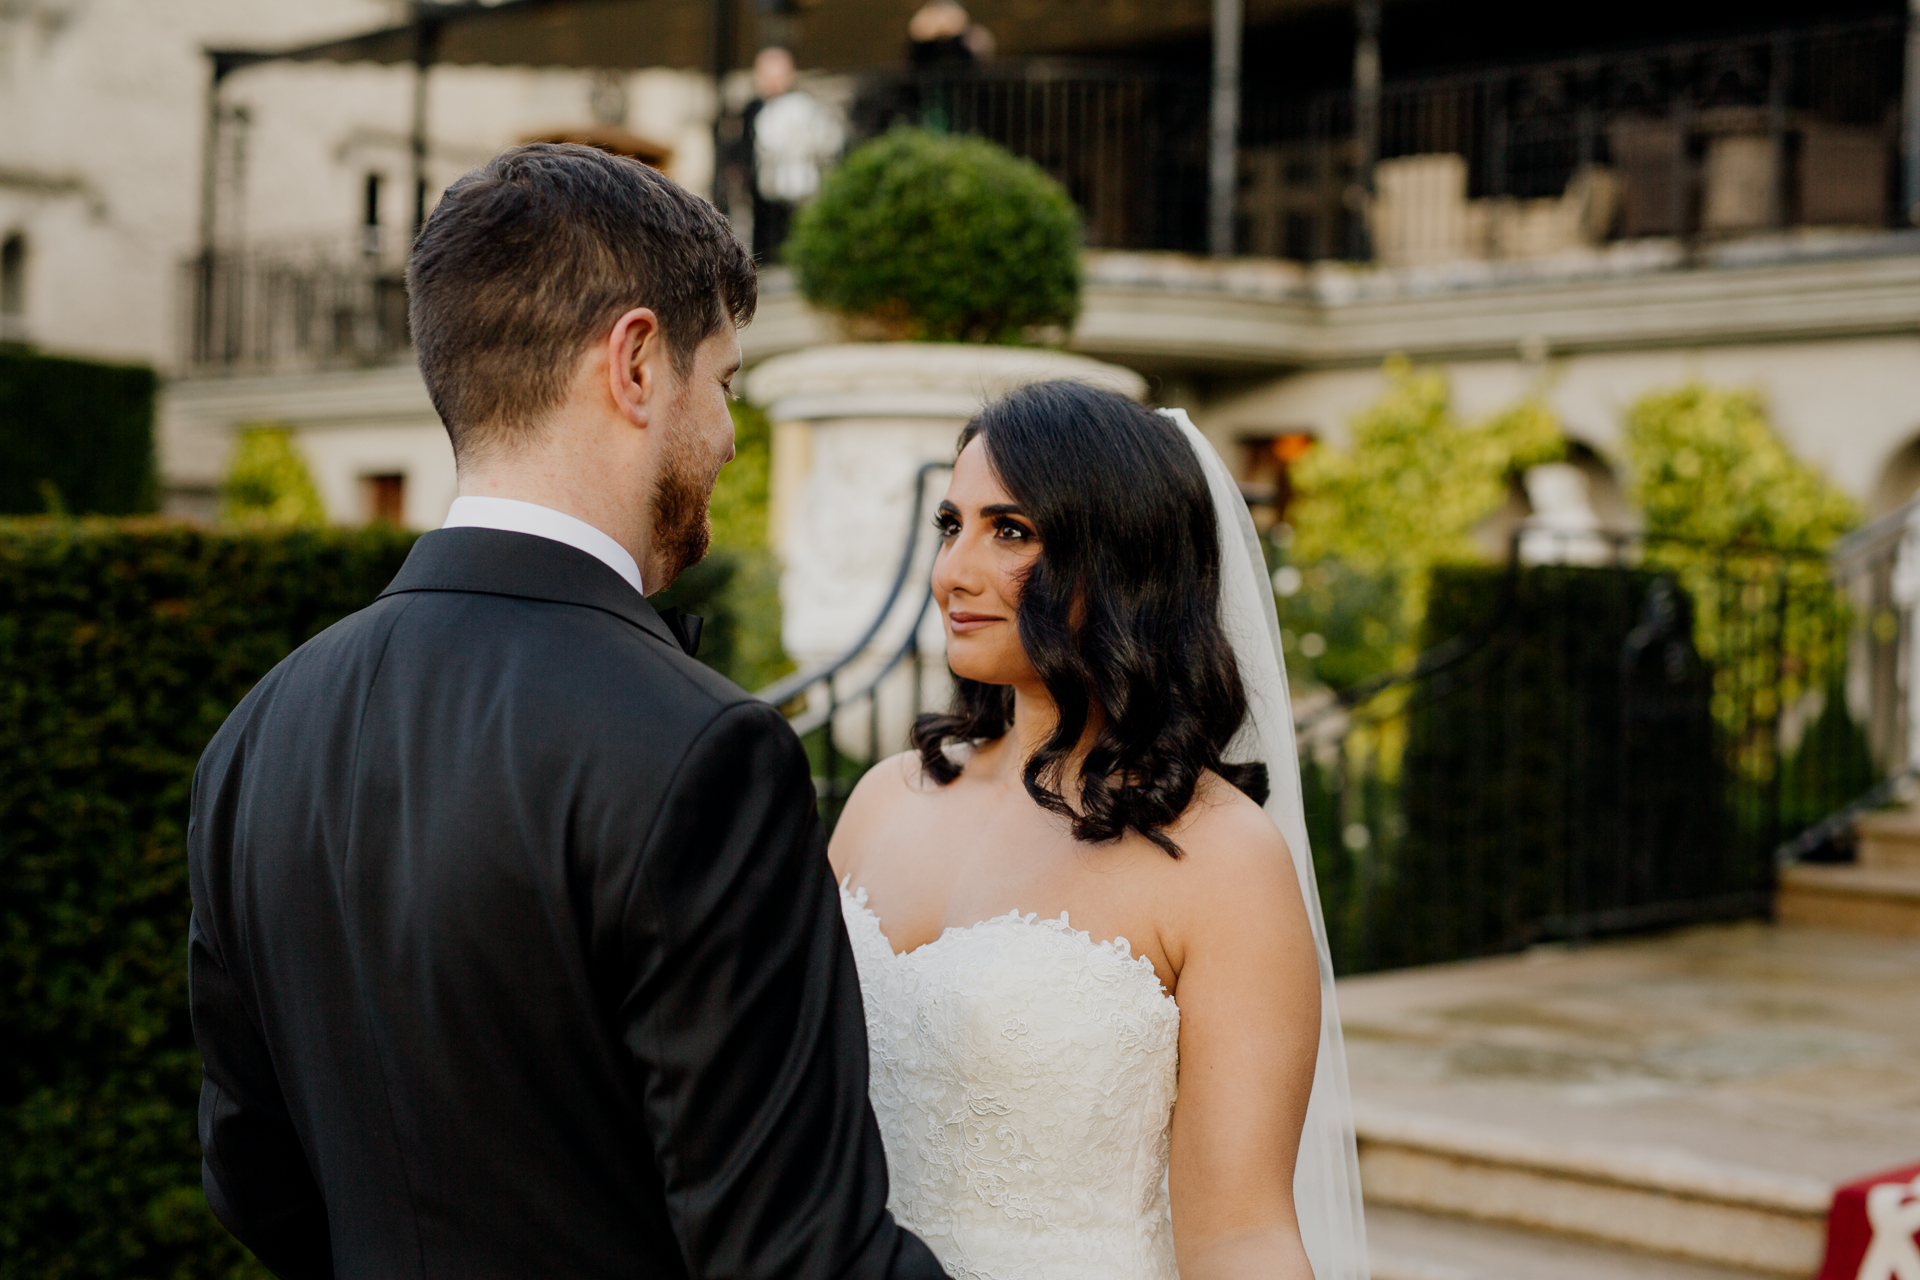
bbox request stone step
[1853,810,1920,873]
[1776,862,1920,936]
[1367,1205,1780,1280]
[1354,1105,1831,1277]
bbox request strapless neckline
[839,878,1182,1280]
[839,880,1177,1003]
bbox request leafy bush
[1625,385,1860,782]
[1624,384,1858,552]
[1780,680,1876,836]
[0,348,157,516]
[1281,357,1562,685]
[0,521,416,1279]
[786,129,1082,344]
[220,425,325,527]
[1269,546,1405,692]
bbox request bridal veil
[1161,408,1371,1280]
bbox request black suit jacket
[187,528,940,1280]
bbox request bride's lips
[947,612,1003,634]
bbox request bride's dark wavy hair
[910,380,1268,857]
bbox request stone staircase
[1338,923,1920,1280]
[1366,1205,1792,1280]
[1777,809,1920,935]
[1356,1105,1828,1277]
[1341,816,1920,1277]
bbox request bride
[829,381,1369,1280]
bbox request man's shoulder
[390,584,757,721]
[245,585,757,741]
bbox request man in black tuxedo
[187,144,941,1279]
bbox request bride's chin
[945,654,1011,687]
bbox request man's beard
[649,428,718,588]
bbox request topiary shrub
[785,128,1082,344]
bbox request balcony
[848,15,1908,263]
[179,235,411,377]
[176,16,1912,379]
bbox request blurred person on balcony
[741,46,845,263]
[907,0,993,68]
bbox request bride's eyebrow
[980,504,1029,519]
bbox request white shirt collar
[442,496,645,597]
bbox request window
[362,473,406,526]
[362,173,383,255]
[1,233,25,341]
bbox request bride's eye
[994,519,1033,542]
[934,514,961,539]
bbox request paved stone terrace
[1335,922,1920,1276]
[1337,922,1920,1187]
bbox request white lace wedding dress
[841,881,1181,1280]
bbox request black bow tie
[655,606,704,658]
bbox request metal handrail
[1299,521,1836,734]
[754,460,953,710]
[1775,767,1918,866]
[785,581,938,739]
[1830,494,1920,575]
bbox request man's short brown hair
[407,143,756,462]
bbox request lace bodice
[840,882,1181,1280]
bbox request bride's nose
[932,531,984,602]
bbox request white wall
[0,0,401,366]
[295,421,458,529]
[229,61,716,253]
[0,0,715,373]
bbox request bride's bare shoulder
[1159,773,1307,948]
[827,750,942,880]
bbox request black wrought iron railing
[755,461,952,826]
[775,494,1909,975]
[180,238,411,375]
[1300,523,1898,975]
[850,60,1215,255]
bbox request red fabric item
[1819,1162,1920,1280]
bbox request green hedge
[0,350,157,516]
[0,521,416,1279]
[648,546,788,694]
[648,397,790,695]
[0,511,795,1277]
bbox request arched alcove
[1566,440,1638,532]
[1473,438,1637,560]
[1871,432,1920,516]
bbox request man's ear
[606,307,663,427]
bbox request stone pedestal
[746,342,1146,755]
